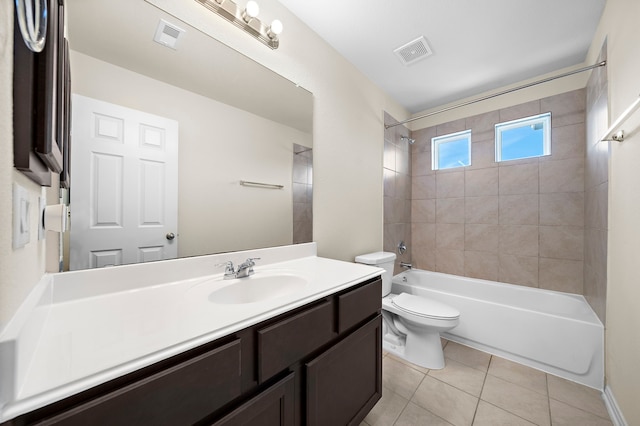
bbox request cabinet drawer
[337,278,381,333]
[36,339,242,426]
[257,301,334,382]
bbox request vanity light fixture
[194,0,283,49]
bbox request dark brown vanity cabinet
[6,277,381,426]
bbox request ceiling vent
[393,36,433,66]
[153,19,185,50]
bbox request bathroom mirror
[64,0,313,270]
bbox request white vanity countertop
[0,243,382,422]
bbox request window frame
[495,112,551,162]
[431,129,472,171]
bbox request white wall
[71,51,312,257]
[585,0,640,423]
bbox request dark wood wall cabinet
[13,0,71,187]
[3,277,382,426]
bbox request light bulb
[242,1,260,22]
[267,19,283,39]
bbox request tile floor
[362,340,613,426]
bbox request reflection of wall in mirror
[70,50,312,262]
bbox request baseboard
[603,385,628,426]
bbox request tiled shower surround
[584,43,609,323]
[386,88,596,295]
[383,113,412,272]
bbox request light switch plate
[13,183,31,249]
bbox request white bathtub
[391,269,604,389]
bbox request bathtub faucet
[399,262,412,270]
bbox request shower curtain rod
[385,61,607,129]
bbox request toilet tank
[355,252,397,296]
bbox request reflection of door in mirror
[69,95,178,270]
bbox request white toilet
[355,252,460,369]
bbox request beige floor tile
[411,376,478,426]
[364,387,409,426]
[382,356,426,400]
[488,356,547,395]
[473,401,536,426]
[547,375,609,419]
[443,341,491,372]
[481,375,550,426]
[428,358,486,397]
[387,353,429,374]
[549,399,613,426]
[394,402,454,426]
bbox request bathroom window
[431,130,471,170]
[495,112,551,162]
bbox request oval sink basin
[203,274,308,305]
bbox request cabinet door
[211,373,295,426]
[306,315,382,426]
[35,340,242,426]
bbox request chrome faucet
[400,262,413,270]
[218,258,261,279]
[235,257,260,278]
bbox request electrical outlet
[13,183,31,249]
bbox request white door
[69,95,178,270]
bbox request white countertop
[0,243,382,422]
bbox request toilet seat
[391,293,460,320]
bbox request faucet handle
[216,261,236,277]
[245,257,261,266]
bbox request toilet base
[382,328,446,370]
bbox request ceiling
[277,0,606,113]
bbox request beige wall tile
[384,169,395,198]
[541,89,586,128]
[499,225,538,257]
[499,194,539,225]
[466,168,498,196]
[539,258,584,294]
[464,251,499,281]
[468,140,498,170]
[413,247,436,271]
[585,182,608,230]
[396,145,410,175]
[435,249,465,275]
[436,171,465,198]
[412,199,435,223]
[541,122,586,161]
[412,223,436,249]
[499,100,541,122]
[539,226,584,260]
[465,196,499,224]
[465,224,499,252]
[539,158,584,193]
[539,192,584,226]
[384,140,396,169]
[436,198,465,224]
[499,254,539,287]
[412,126,436,148]
[412,175,435,200]
[499,163,539,195]
[466,110,500,142]
[412,150,432,176]
[436,118,467,136]
[436,224,465,249]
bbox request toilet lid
[391,293,460,319]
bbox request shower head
[401,135,415,144]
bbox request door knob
[166,232,175,240]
